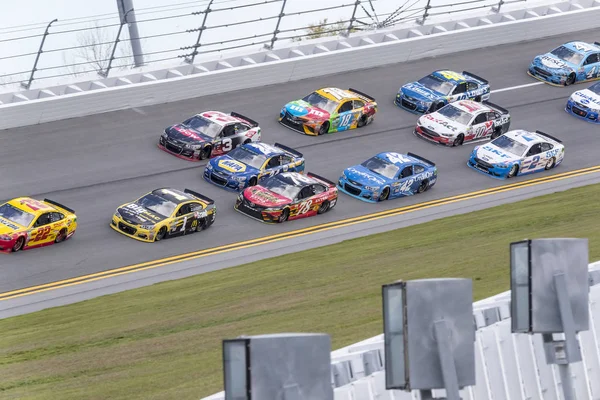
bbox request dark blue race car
[565,81,600,123]
[395,70,491,114]
[204,142,305,191]
[337,152,437,203]
[528,41,600,86]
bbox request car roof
[431,70,467,84]
[277,172,317,186]
[451,100,489,114]
[195,111,240,126]
[563,41,600,55]
[244,142,283,157]
[151,188,197,204]
[316,87,356,102]
[504,130,545,145]
[376,152,421,168]
[7,197,55,215]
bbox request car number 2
[298,200,313,214]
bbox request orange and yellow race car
[0,197,77,253]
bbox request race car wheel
[507,164,519,178]
[248,177,258,187]
[429,102,443,113]
[278,208,290,223]
[545,157,555,170]
[318,122,330,135]
[155,227,167,241]
[491,127,502,139]
[417,180,429,194]
[379,187,390,201]
[566,73,576,86]
[55,229,67,243]
[12,236,25,252]
[199,146,212,160]
[317,200,330,214]
[453,134,464,146]
[474,96,482,102]
[357,115,368,128]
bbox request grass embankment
[2,183,600,400]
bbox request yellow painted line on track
[2,165,600,302]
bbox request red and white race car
[159,111,261,161]
[414,100,511,147]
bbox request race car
[528,41,600,86]
[565,81,600,123]
[159,111,261,161]
[204,142,305,191]
[279,87,377,135]
[337,152,437,203]
[234,172,337,223]
[0,197,77,253]
[414,100,511,146]
[467,130,565,179]
[111,188,216,242]
[395,70,491,114]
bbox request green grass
[2,183,600,400]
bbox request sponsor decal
[246,188,289,204]
[218,159,247,173]
[19,198,49,211]
[0,218,19,230]
[541,55,568,69]
[404,83,437,100]
[173,126,205,141]
[482,145,512,159]
[347,167,386,184]
[424,114,459,131]
[123,204,163,222]
[574,91,600,106]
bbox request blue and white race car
[395,70,491,114]
[565,81,600,123]
[467,130,565,179]
[337,152,437,203]
[528,41,600,86]
[204,142,305,191]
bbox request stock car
[0,197,77,253]
[528,41,600,86]
[111,188,216,242]
[159,111,261,161]
[395,70,491,114]
[279,87,377,135]
[467,130,565,179]
[234,172,338,223]
[414,100,511,146]
[565,81,600,123]
[337,152,437,203]
[204,142,305,191]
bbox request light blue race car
[528,41,600,86]
[467,130,565,179]
[337,152,437,203]
[204,142,305,191]
[565,81,600,123]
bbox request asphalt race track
[1,28,599,294]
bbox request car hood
[165,124,213,143]
[210,155,258,176]
[0,217,22,235]
[243,186,291,207]
[570,89,600,109]
[284,100,330,121]
[401,82,443,102]
[419,113,462,135]
[534,54,575,71]
[344,165,388,187]
[475,144,519,164]
[117,203,167,226]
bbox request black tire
[12,236,25,252]
[417,180,429,194]
[544,157,556,170]
[379,187,390,201]
[55,229,67,243]
[278,208,290,223]
[199,146,212,160]
[453,134,464,146]
[248,177,258,187]
[474,96,482,102]
[155,226,167,241]
[491,127,502,139]
[317,200,330,214]
[429,102,443,113]
[357,115,368,128]
[566,73,576,86]
[318,122,329,135]
[242,139,251,147]
[507,164,519,178]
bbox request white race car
[414,100,511,147]
[565,81,600,123]
[467,130,565,179]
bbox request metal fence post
[492,0,505,13]
[416,0,431,25]
[21,19,58,90]
[341,0,361,37]
[99,8,133,78]
[264,0,287,50]
[184,0,214,64]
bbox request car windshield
[135,194,177,218]
[491,135,528,157]
[361,156,399,179]
[436,105,473,125]
[228,147,267,170]
[182,115,222,138]
[0,203,34,227]
[589,82,600,94]
[263,176,301,199]
[301,91,338,113]
[417,74,455,95]
[550,46,584,65]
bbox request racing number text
[298,200,313,214]
[33,226,51,241]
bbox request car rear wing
[230,112,259,127]
[595,41,600,46]
[274,143,303,158]
[347,88,376,102]
[482,101,510,115]
[307,172,336,187]
[407,152,436,166]
[535,130,563,143]
[462,71,489,84]
[43,198,75,214]
[184,189,215,205]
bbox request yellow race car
[0,197,77,253]
[111,188,217,242]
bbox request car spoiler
[595,41,600,46]
[348,88,376,102]
[307,172,336,187]
[407,152,436,166]
[482,100,510,115]
[184,189,215,205]
[44,198,75,213]
[535,130,562,143]
[462,71,489,84]
[230,112,259,127]
[274,142,303,158]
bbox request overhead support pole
[21,19,58,90]
[117,0,144,67]
[99,8,134,78]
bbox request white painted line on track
[492,81,544,93]
[132,107,148,115]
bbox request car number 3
[298,200,313,214]
[222,138,232,152]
